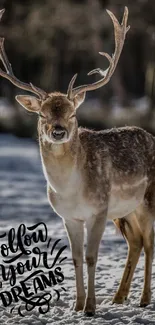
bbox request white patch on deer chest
[47,169,98,221]
[107,176,148,219]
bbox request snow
[0,134,155,325]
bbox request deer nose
[52,125,67,140]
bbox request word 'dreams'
[0,222,67,316]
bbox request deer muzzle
[52,125,67,141]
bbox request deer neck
[39,128,82,193]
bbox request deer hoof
[140,292,151,307]
[74,297,85,311]
[112,294,127,304]
[140,298,150,307]
[84,297,96,316]
[84,311,95,317]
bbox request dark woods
[0,0,155,137]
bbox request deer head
[0,7,129,144]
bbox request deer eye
[38,112,46,118]
[69,114,76,119]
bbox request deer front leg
[64,219,85,311]
[84,214,107,316]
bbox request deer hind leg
[135,205,154,307]
[64,219,85,311]
[113,214,143,304]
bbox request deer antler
[67,6,130,100]
[0,9,47,100]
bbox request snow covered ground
[1,134,155,325]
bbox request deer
[0,6,154,317]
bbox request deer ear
[74,92,85,109]
[15,95,41,112]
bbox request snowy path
[0,134,155,325]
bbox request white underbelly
[51,177,148,222]
[107,196,142,219]
[107,178,147,220]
